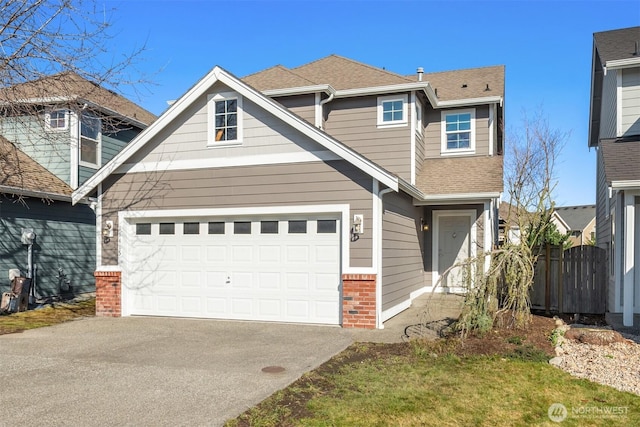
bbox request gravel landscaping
[550,323,640,396]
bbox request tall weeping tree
[0,0,149,197]
[452,110,569,337]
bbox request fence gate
[531,245,607,314]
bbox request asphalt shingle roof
[600,138,640,183]
[0,72,157,126]
[0,136,72,197]
[554,205,596,231]
[594,26,640,64]
[416,156,503,195]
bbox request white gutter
[263,84,334,97]
[606,57,640,70]
[0,186,93,205]
[317,90,335,130]
[611,180,640,190]
[437,95,504,108]
[413,192,502,205]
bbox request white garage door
[122,216,341,324]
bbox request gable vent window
[208,92,243,146]
[80,113,101,167]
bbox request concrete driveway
[0,317,353,426]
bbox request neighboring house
[588,27,640,326]
[498,201,522,245]
[73,55,504,329]
[551,205,596,247]
[0,72,155,298]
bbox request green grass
[226,343,640,427]
[0,298,95,334]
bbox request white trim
[117,150,342,174]
[432,209,477,291]
[614,193,623,312]
[488,104,495,156]
[616,71,623,137]
[45,109,69,132]
[0,186,73,203]
[95,265,122,272]
[72,66,399,204]
[96,183,102,267]
[437,96,503,108]
[377,94,408,128]
[484,201,491,272]
[612,180,640,190]
[375,183,395,329]
[78,113,102,169]
[314,92,322,128]
[207,92,243,146]
[69,111,79,189]
[606,57,640,70]
[381,285,430,322]
[410,92,416,185]
[412,192,502,205]
[623,192,636,326]
[440,108,476,155]
[263,84,334,97]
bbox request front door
[437,215,471,289]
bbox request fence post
[545,243,551,314]
[558,247,564,314]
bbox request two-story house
[0,72,155,298]
[551,205,596,247]
[73,55,504,329]
[589,27,640,327]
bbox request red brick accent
[94,270,122,317]
[342,274,377,329]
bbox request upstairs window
[441,109,475,154]
[45,110,68,131]
[80,114,101,167]
[377,94,408,127]
[208,92,243,146]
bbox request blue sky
[104,0,640,206]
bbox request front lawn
[226,339,640,426]
[0,298,95,334]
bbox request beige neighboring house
[72,55,505,329]
[551,205,596,247]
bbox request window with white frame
[415,102,422,135]
[441,109,475,154]
[45,110,68,131]
[80,113,101,167]
[377,94,408,127]
[208,92,243,145]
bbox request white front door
[434,211,475,290]
[121,215,341,324]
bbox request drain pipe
[375,184,395,329]
[317,90,335,130]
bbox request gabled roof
[600,138,640,184]
[0,72,157,126]
[416,156,503,197]
[421,65,505,102]
[243,55,504,107]
[553,205,596,231]
[593,26,640,65]
[73,66,401,204]
[0,136,72,199]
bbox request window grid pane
[214,99,238,142]
[288,220,307,234]
[382,100,403,122]
[136,223,151,235]
[317,220,337,234]
[208,222,225,234]
[445,113,471,150]
[183,222,200,235]
[260,221,279,234]
[234,221,251,234]
[159,223,175,235]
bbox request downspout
[317,91,335,130]
[376,184,395,328]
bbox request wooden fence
[530,245,607,314]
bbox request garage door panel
[125,215,341,325]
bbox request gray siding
[621,68,640,136]
[274,94,316,125]
[600,69,617,139]
[127,89,329,166]
[102,129,136,164]
[0,115,71,184]
[415,129,424,180]
[323,96,412,181]
[78,166,95,186]
[0,198,95,296]
[423,105,491,158]
[595,148,614,311]
[381,192,424,312]
[101,160,373,268]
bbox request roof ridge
[242,64,318,86]
[292,54,414,83]
[422,64,505,76]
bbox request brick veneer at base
[94,270,122,317]
[342,274,377,329]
